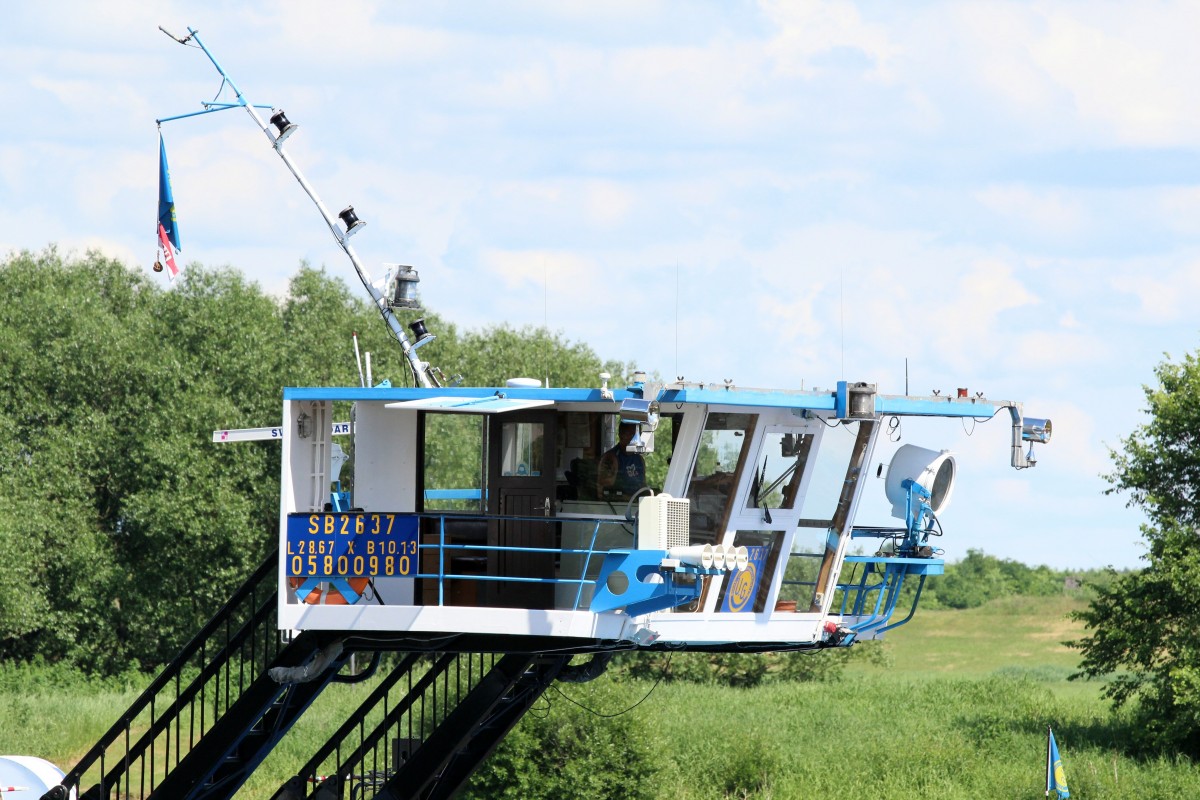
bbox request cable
[549,652,672,718]
[623,485,654,522]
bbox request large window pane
[422,413,485,512]
[797,421,860,521]
[746,431,813,511]
[686,412,755,544]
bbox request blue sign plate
[285,512,418,578]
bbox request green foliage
[11,597,1200,798]
[1072,349,1200,756]
[0,250,625,674]
[928,549,1068,609]
[611,642,891,688]
[462,680,657,800]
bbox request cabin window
[745,431,814,512]
[776,527,830,610]
[499,421,544,477]
[420,412,486,513]
[686,412,756,545]
[555,411,676,510]
[796,421,861,523]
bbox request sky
[4,1,1199,570]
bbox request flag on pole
[1046,727,1070,798]
[156,132,181,280]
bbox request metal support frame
[371,654,571,800]
[157,27,438,388]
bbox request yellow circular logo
[727,562,757,612]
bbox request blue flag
[156,133,181,279]
[158,133,180,252]
[1047,728,1069,798]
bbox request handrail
[55,545,280,798]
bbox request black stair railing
[375,653,570,800]
[271,652,500,800]
[43,547,283,800]
[276,652,569,800]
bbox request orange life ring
[288,577,370,605]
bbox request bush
[612,641,891,687]
[463,680,658,799]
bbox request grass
[2,595,1195,798]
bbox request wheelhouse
[276,378,1049,652]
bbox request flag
[156,132,181,280]
[1046,727,1070,798]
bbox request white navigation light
[383,265,422,310]
[884,444,956,519]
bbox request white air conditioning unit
[637,493,691,551]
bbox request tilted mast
[156,26,441,387]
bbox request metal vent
[637,494,691,550]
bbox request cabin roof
[283,382,1014,419]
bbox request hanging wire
[548,652,673,718]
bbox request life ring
[288,577,370,605]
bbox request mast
[157,27,440,388]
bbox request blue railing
[835,554,942,637]
[411,511,625,612]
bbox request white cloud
[1030,8,1199,147]
[1110,261,1200,324]
[5,0,1197,569]
[760,0,898,82]
[974,185,1086,237]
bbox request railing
[276,652,503,800]
[416,512,621,610]
[284,511,633,612]
[835,555,941,637]
[51,548,282,800]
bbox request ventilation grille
[637,494,691,550]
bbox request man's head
[618,422,637,444]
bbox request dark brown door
[486,411,558,608]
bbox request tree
[1072,349,1200,755]
[0,249,634,674]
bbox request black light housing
[338,205,366,238]
[408,317,435,351]
[269,109,298,145]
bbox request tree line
[0,248,623,673]
[2,247,1197,758]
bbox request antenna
[839,273,845,379]
[158,26,192,45]
[156,27,441,388]
[675,263,680,380]
[352,332,365,388]
[544,259,549,388]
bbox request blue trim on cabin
[283,386,634,403]
[283,384,1009,419]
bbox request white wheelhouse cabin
[277,378,1050,654]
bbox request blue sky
[4,1,1199,569]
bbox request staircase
[41,548,578,800]
[272,652,569,800]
